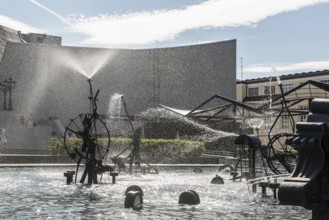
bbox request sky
[1,0,329,80]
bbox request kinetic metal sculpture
[278,98,329,219]
[111,95,158,174]
[64,79,113,184]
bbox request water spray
[108,94,158,174]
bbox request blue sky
[1,0,329,80]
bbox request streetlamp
[0,77,16,110]
[5,77,16,110]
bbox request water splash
[140,107,237,143]
[245,118,264,130]
[106,93,132,137]
[107,93,123,118]
[0,128,7,155]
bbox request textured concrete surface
[0,33,236,154]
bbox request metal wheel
[64,113,110,164]
[265,133,296,174]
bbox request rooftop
[237,70,329,84]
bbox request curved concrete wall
[0,40,236,125]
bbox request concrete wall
[0,40,236,152]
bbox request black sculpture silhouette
[64,79,112,184]
[278,98,329,219]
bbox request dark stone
[211,175,224,184]
[179,190,200,205]
[124,191,143,210]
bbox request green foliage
[48,137,205,163]
[48,138,65,156]
[48,138,82,156]
[140,139,205,163]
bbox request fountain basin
[0,167,310,219]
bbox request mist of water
[140,107,238,143]
[51,49,117,78]
[0,128,6,154]
[245,118,264,130]
[21,53,53,116]
[19,47,118,117]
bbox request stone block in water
[124,191,143,210]
[211,175,224,184]
[179,190,200,205]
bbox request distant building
[236,70,329,140]
[19,32,62,45]
[0,25,62,61]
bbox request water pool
[0,167,310,219]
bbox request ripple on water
[0,167,311,219]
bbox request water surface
[0,167,310,219]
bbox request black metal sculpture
[234,134,260,181]
[278,98,329,219]
[63,79,113,184]
[111,95,158,174]
[233,78,297,179]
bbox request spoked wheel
[64,113,111,183]
[64,114,110,161]
[265,133,297,174]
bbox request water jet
[107,94,158,174]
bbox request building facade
[19,32,62,45]
[236,70,329,142]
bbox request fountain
[63,79,114,184]
[0,73,316,219]
[0,47,321,219]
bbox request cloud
[0,15,45,33]
[244,61,329,73]
[63,0,329,47]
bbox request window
[264,116,272,130]
[264,86,275,95]
[281,115,289,129]
[248,87,259,97]
[299,106,308,122]
[300,114,307,122]
[282,84,293,93]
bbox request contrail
[30,0,71,25]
